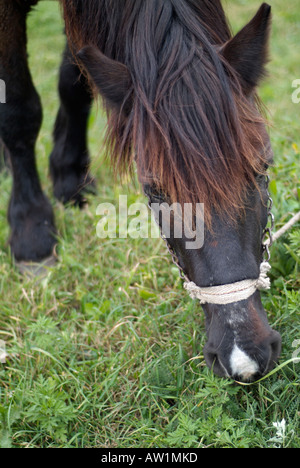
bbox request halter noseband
[184,261,271,305]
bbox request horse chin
[202,292,282,382]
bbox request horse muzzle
[202,292,282,382]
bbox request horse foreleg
[0,139,10,171]
[50,43,94,207]
[0,0,57,262]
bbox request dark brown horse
[0,0,94,262]
[0,0,281,381]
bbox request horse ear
[221,3,272,93]
[76,46,132,111]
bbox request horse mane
[61,0,268,225]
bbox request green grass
[0,0,299,448]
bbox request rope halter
[184,261,271,305]
[145,177,299,307]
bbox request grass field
[0,0,299,448]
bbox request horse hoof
[16,253,57,279]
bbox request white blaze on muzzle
[230,344,259,380]
[184,262,271,305]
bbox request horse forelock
[62,0,269,226]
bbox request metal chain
[262,175,275,262]
[145,193,189,281]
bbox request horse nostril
[266,331,282,373]
[207,352,218,368]
[204,349,229,378]
[270,332,282,356]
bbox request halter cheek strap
[184,262,271,305]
